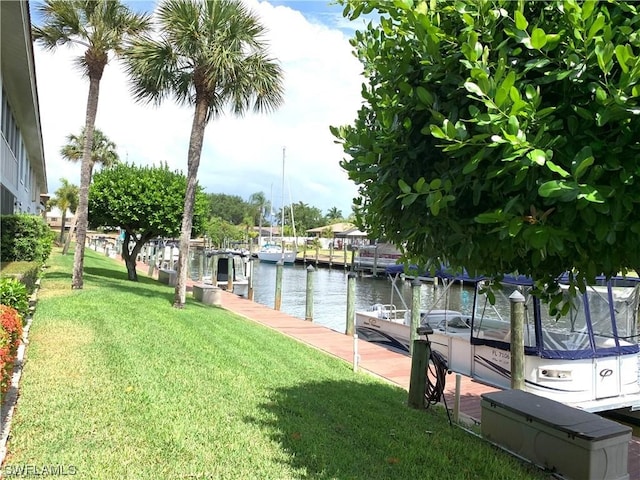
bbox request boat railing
[369,304,408,323]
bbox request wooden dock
[216,289,640,479]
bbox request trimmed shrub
[0,278,29,322]
[0,305,23,395]
[0,261,41,294]
[0,214,54,263]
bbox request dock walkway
[216,289,640,479]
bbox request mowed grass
[4,248,550,479]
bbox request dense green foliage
[0,262,41,295]
[207,193,252,225]
[89,162,208,280]
[0,277,30,321]
[335,0,640,294]
[0,215,53,263]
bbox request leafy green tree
[285,201,324,235]
[33,0,150,289]
[89,163,208,281]
[205,217,244,248]
[124,0,284,308]
[207,193,250,225]
[48,178,79,243]
[60,127,120,179]
[335,0,640,299]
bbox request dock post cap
[509,290,525,303]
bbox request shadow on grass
[248,379,544,480]
[83,266,177,304]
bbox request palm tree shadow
[246,380,455,479]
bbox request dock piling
[305,265,314,321]
[509,290,525,390]
[345,272,356,335]
[274,260,283,311]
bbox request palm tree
[124,0,284,308]
[60,127,120,179]
[48,179,79,243]
[33,0,150,289]
[59,127,120,255]
[326,207,343,222]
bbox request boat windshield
[472,282,536,349]
[472,279,640,358]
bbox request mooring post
[227,255,234,291]
[305,264,315,321]
[343,244,348,270]
[453,373,461,423]
[315,244,319,267]
[509,290,525,390]
[353,333,359,372]
[247,258,254,301]
[274,259,284,310]
[329,243,333,268]
[147,248,155,276]
[410,279,421,356]
[211,254,219,286]
[199,248,204,282]
[345,271,356,335]
[408,339,430,409]
[158,244,165,271]
[373,245,379,276]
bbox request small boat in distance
[257,147,297,264]
[257,243,296,264]
[356,267,640,414]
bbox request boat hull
[355,311,640,413]
[257,250,296,264]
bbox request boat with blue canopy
[356,266,640,413]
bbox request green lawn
[3,247,550,479]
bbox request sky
[32,0,372,218]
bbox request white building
[1,0,47,215]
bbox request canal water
[250,261,476,333]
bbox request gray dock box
[481,390,631,480]
[192,284,222,306]
[158,269,177,286]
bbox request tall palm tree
[48,179,79,243]
[33,0,150,289]
[124,0,284,308]
[60,127,120,179]
[59,127,120,255]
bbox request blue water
[250,261,475,332]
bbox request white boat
[257,243,296,264]
[201,250,250,297]
[257,147,297,264]
[356,268,640,413]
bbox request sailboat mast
[281,147,286,259]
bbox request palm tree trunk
[72,75,101,289]
[173,99,208,307]
[59,210,67,243]
[62,215,77,255]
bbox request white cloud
[36,0,364,219]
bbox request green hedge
[0,277,29,322]
[0,261,40,295]
[0,214,53,263]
